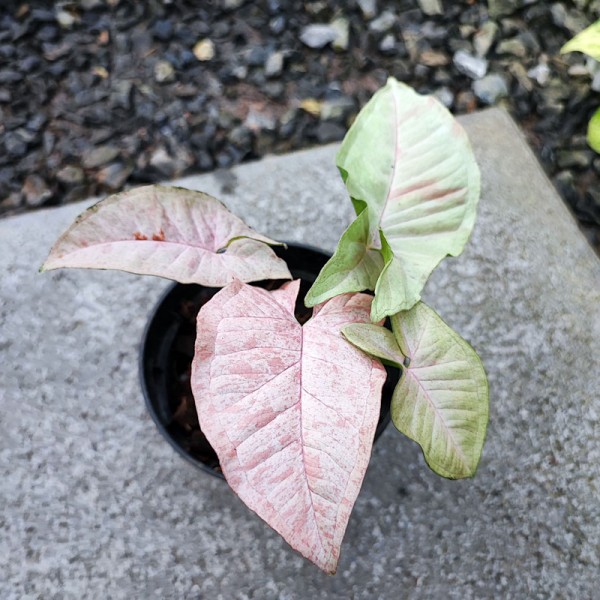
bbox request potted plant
[42,78,489,574]
[138,241,397,477]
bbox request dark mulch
[0,0,599,252]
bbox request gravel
[0,0,599,251]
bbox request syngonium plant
[42,78,489,574]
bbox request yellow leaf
[560,19,600,61]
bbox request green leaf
[588,107,600,153]
[305,204,383,307]
[337,78,481,318]
[342,323,406,368]
[371,230,410,323]
[389,302,489,479]
[561,19,600,61]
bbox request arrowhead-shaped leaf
[305,203,383,308]
[191,280,386,573]
[42,185,291,286]
[561,19,600,61]
[343,302,488,479]
[336,78,481,317]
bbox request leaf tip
[303,292,318,308]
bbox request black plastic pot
[140,243,396,478]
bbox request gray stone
[556,150,593,169]
[4,132,28,158]
[244,108,277,132]
[568,64,591,77]
[473,21,499,57]
[299,24,338,48]
[110,80,133,110]
[378,34,397,54]
[453,50,489,79]
[222,0,246,9]
[57,165,85,185]
[402,25,422,61]
[264,51,284,77]
[56,9,76,28]
[154,60,176,83]
[320,96,356,121]
[1,110,600,598]
[369,11,397,33]
[149,146,174,176]
[421,20,448,42]
[528,62,551,86]
[95,162,134,190]
[357,0,377,19]
[509,61,533,92]
[22,174,52,207]
[433,86,454,108]
[417,0,443,16]
[228,125,252,150]
[420,49,450,67]
[473,74,509,105]
[330,17,350,51]
[496,36,528,57]
[0,191,22,210]
[487,0,521,18]
[78,0,104,9]
[82,145,120,169]
[269,15,286,35]
[551,3,590,35]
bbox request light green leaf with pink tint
[313,78,481,320]
[343,302,489,479]
[41,185,291,286]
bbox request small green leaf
[342,323,406,368]
[561,19,600,61]
[371,230,411,323]
[305,206,383,307]
[587,107,600,153]
[390,303,489,479]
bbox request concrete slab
[1,108,599,599]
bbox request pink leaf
[191,280,386,573]
[42,185,291,286]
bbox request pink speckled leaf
[42,185,291,286]
[191,280,386,574]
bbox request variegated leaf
[332,78,480,319]
[42,185,291,286]
[191,280,386,573]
